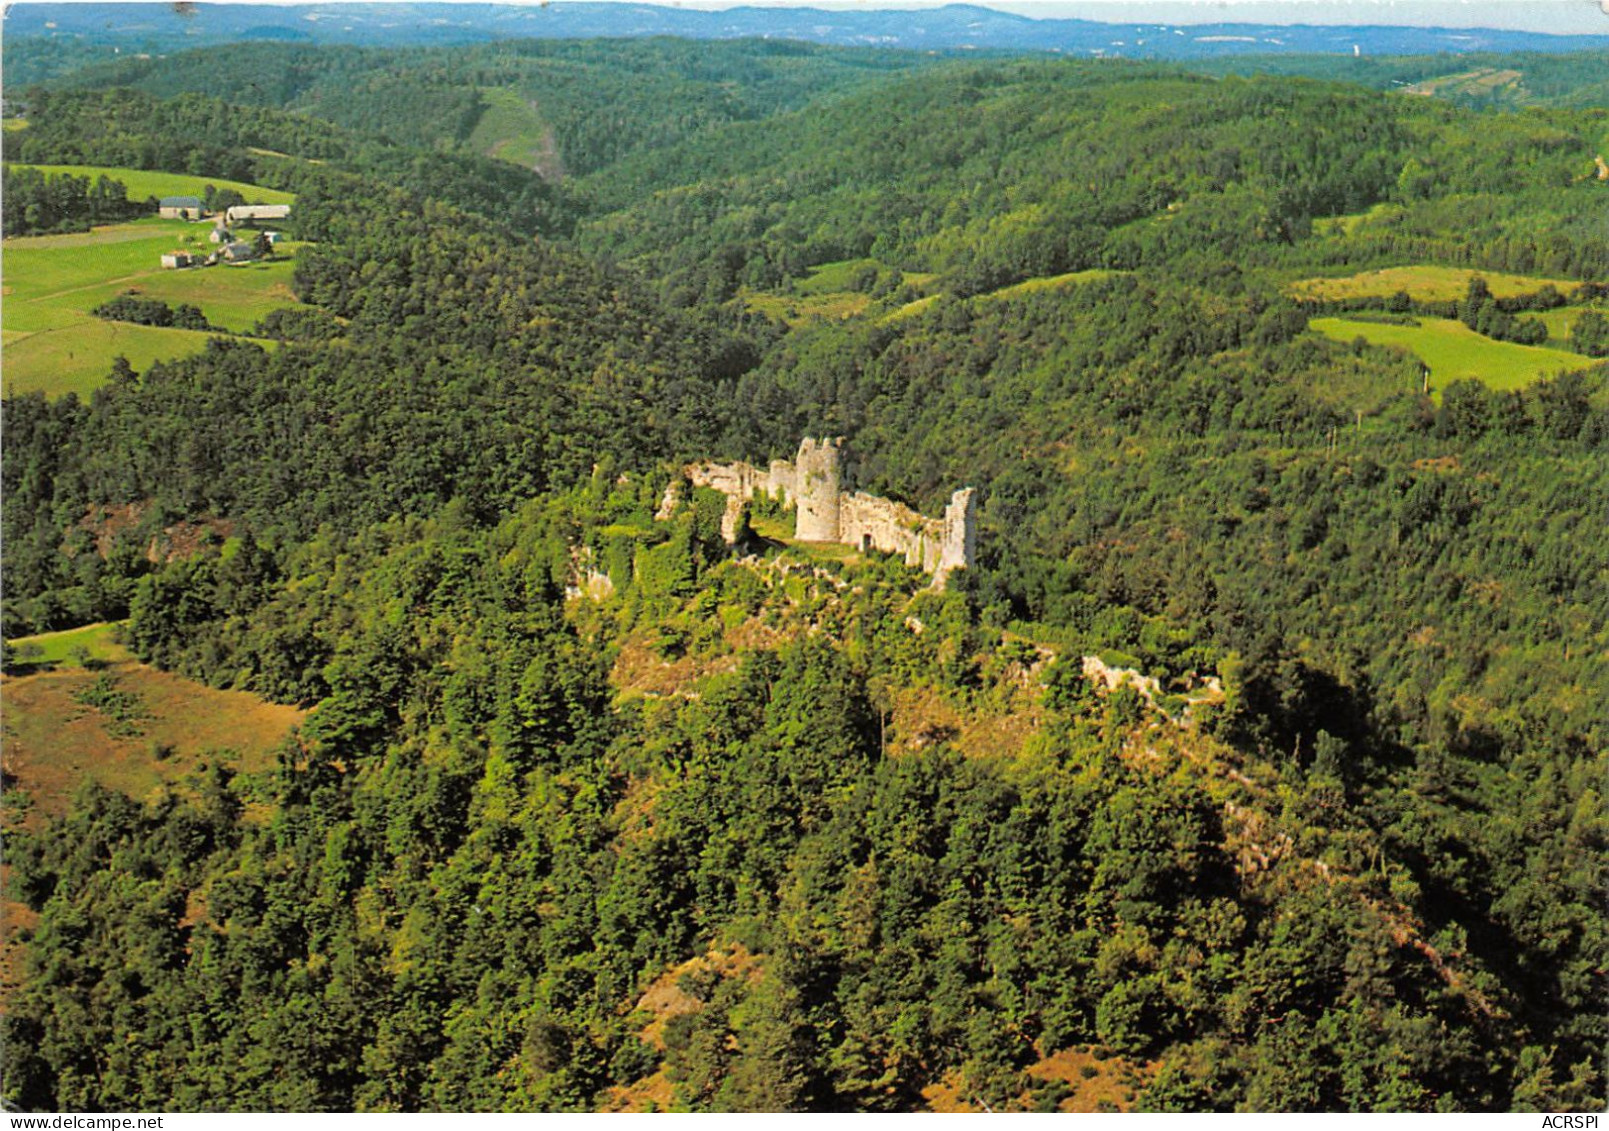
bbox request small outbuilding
[161,251,198,269]
[159,196,205,220]
[221,241,258,263]
[225,204,291,225]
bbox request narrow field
[741,286,871,326]
[1290,264,1582,304]
[1536,304,1607,345]
[881,293,940,323]
[3,321,282,399]
[5,622,131,668]
[985,268,1122,300]
[1310,314,1597,392]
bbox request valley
[1,12,1604,1115]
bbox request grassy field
[1403,67,1523,99]
[1313,202,1404,238]
[4,215,300,397]
[5,622,132,669]
[467,87,558,176]
[1536,304,1607,345]
[881,294,940,324]
[12,164,295,206]
[985,268,1121,301]
[1290,265,1581,304]
[741,286,871,326]
[1310,315,1597,392]
[1,660,305,825]
[793,258,878,295]
[746,511,859,563]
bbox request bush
[92,295,217,332]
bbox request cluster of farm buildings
[158,196,291,269]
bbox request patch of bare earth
[74,500,234,561]
[599,943,764,1112]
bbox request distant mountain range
[8,1,1609,57]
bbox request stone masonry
[678,438,977,588]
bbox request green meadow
[985,268,1122,301]
[1536,304,1608,345]
[1310,314,1597,392]
[4,214,303,397]
[11,164,295,206]
[1291,264,1581,304]
[466,87,557,174]
[5,622,132,669]
[881,294,940,324]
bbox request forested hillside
[2,41,1605,1113]
[22,39,941,179]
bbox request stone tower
[934,487,978,589]
[793,437,845,542]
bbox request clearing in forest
[468,88,563,179]
[4,622,131,669]
[4,213,302,398]
[1402,68,1525,99]
[1,655,305,825]
[984,268,1121,301]
[1289,265,1580,304]
[1310,315,1597,392]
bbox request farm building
[209,227,231,244]
[159,196,204,220]
[221,241,259,263]
[160,251,198,269]
[225,204,291,225]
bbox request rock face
[681,438,977,588]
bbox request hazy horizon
[11,0,1609,35]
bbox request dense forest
[2,36,1606,1114]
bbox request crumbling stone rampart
[678,438,977,588]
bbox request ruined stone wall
[838,492,942,570]
[681,457,796,540]
[673,437,977,587]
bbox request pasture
[881,294,940,323]
[3,215,301,397]
[5,622,132,670]
[1310,315,1596,392]
[1,660,305,825]
[1536,304,1607,345]
[741,285,870,326]
[1290,265,1581,304]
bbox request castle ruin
[675,438,977,589]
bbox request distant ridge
[7,1,1609,56]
